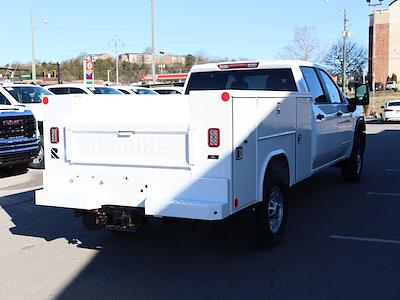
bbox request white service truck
[36,61,369,247]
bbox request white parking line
[330,235,400,245]
[367,192,400,197]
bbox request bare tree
[323,40,367,84]
[277,26,321,62]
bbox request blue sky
[0,0,387,65]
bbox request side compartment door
[296,96,312,181]
[233,97,257,211]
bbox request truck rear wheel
[341,134,363,183]
[255,170,288,249]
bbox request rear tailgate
[36,93,233,220]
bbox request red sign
[86,60,94,72]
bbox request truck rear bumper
[36,174,230,221]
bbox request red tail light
[208,128,220,147]
[384,109,393,112]
[50,127,59,144]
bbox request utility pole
[113,38,120,85]
[57,62,62,84]
[30,9,36,83]
[151,0,156,83]
[342,9,349,95]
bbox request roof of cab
[189,60,318,73]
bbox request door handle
[316,114,325,120]
[337,112,343,117]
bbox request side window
[0,93,10,105]
[318,70,342,104]
[300,67,327,104]
[69,88,86,94]
[119,89,130,94]
[49,88,67,95]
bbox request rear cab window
[185,68,297,94]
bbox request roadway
[0,121,399,299]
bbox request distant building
[119,53,186,66]
[84,54,112,62]
[368,0,400,90]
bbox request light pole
[30,9,36,83]
[342,9,350,94]
[30,11,48,83]
[151,0,156,83]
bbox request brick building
[369,0,400,90]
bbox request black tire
[29,139,45,169]
[341,134,363,183]
[255,170,288,249]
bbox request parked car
[152,86,183,95]
[45,84,123,95]
[0,84,53,169]
[375,82,384,91]
[114,86,159,95]
[381,99,400,122]
[385,81,397,90]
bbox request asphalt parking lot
[1,121,400,300]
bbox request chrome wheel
[267,185,284,234]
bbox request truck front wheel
[341,134,363,183]
[29,139,45,169]
[255,170,288,249]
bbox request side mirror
[352,83,369,106]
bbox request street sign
[83,59,94,85]
[86,61,94,72]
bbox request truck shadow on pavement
[0,168,371,299]
[2,129,400,299]
[0,166,28,179]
